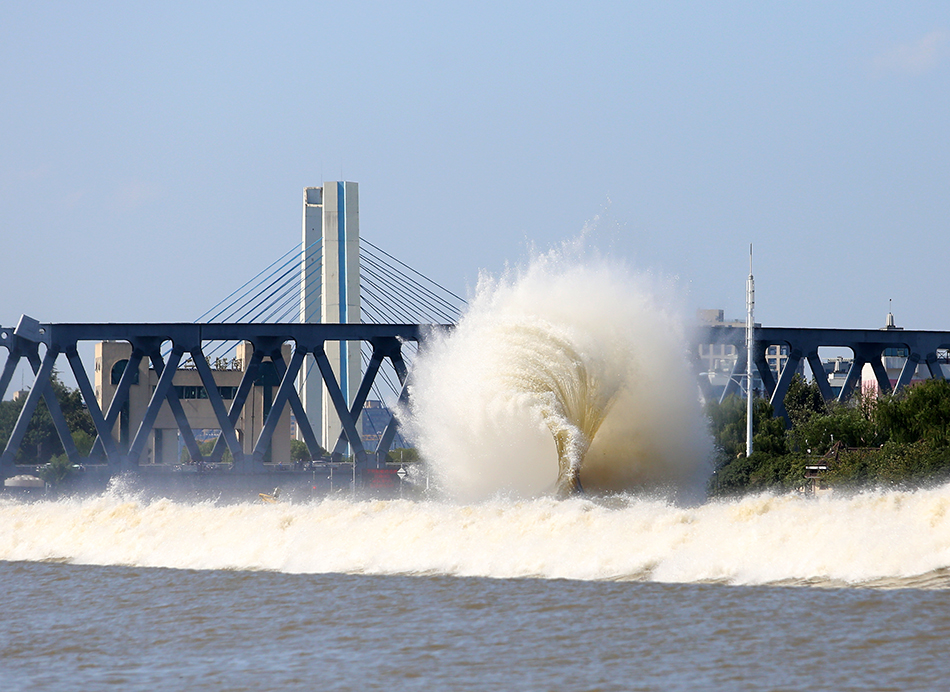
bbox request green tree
[39,453,75,486]
[38,430,96,486]
[290,438,324,461]
[784,374,826,427]
[180,438,233,464]
[706,376,950,496]
[711,450,809,495]
[875,379,950,446]
[822,440,950,489]
[0,370,95,464]
[386,447,419,463]
[72,430,95,457]
[787,400,881,455]
[706,395,787,463]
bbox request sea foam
[3,487,950,587]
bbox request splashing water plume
[501,321,619,497]
[405,242,710,500]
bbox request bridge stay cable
[360,256,458,324]
[196,243,302,323]
[360,253,461,322]
[360,248,463,317]
[202,243,316,324]
[361,238,466,305]
[360,273,427,324]
[360,257,462,319]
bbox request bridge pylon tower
[300,182,362,457]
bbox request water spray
[406,242,710,500]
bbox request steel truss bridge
[3,318,950,480]
[0,317,448,478]
[696,325,950,421]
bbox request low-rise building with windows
[95,341,291,465]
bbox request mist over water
[405,241,710,499]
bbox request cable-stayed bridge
[197,237,462,326]
[1,182,465,484]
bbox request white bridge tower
[300,182,361,453]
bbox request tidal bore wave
[3,487,950,588]
[499,320,621,497]
[405,242,709,499]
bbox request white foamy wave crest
[405,240,710,499]
[3,487,950,587]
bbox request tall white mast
[746,244,754,457]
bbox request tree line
[707,375,950,495]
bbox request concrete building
[299,182,361,453]
[823,356,852,398]
[95,341,291,465]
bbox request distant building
[361,399,408,450]
[823,356,852,398]
[95,341,292,464]
[696,309,745,376]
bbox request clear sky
[2,1,949,333]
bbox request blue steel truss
[0,316,447,478]
[694,325,950,422]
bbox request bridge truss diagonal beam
[697,324,950,422]
[210,348,263,468]
[312,343,370,469]
[127,347,184,470]
[267,348,322,465]
[0,319,441,480]
[65,345,119,463]
[0,340,78,470]
[191,345,245,468]
[376,348,411,457]
[331,337,407,458]
[251,346,306,467]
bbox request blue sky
[2,1,949,333]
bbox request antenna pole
[746,244,755,457]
